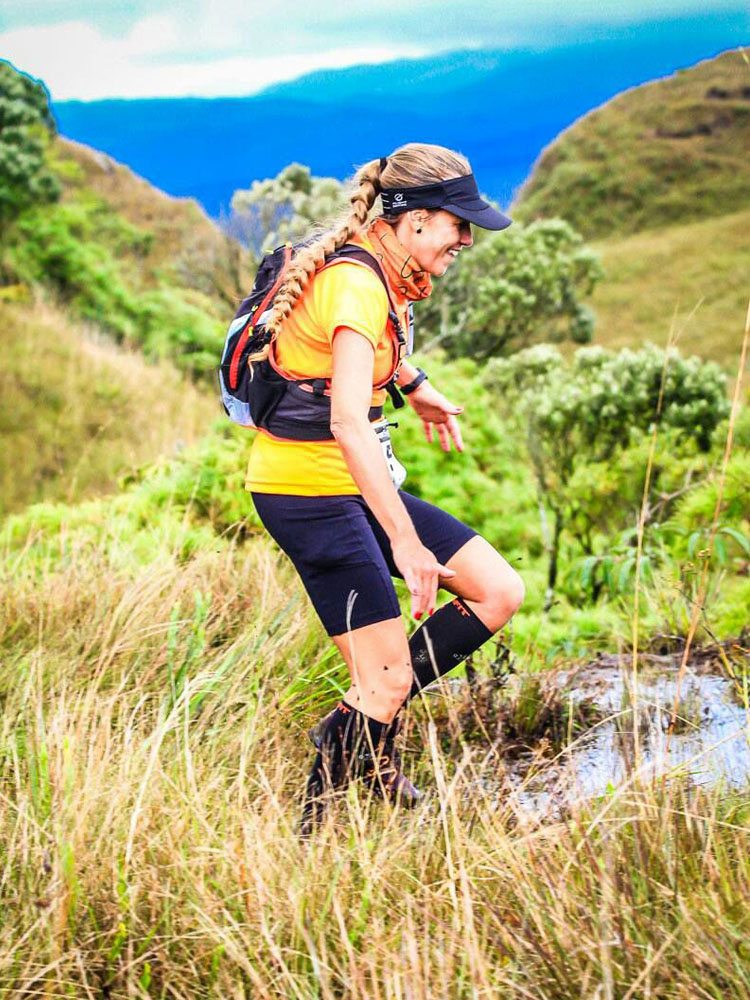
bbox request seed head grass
[2,520,750,998]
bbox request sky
[1,0,746,100]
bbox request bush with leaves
[419,219,602,360]
[0,60,60,236]
[226,163,347,258]
[9,201,142,336]
[136,286,224,375]
[484,344,730,607]
[6,198,223,376]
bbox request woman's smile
[407,211,474,275]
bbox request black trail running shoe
[357,717,422,808]
[308,711,422,807]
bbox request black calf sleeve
[408,598,493,700]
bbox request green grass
[514,50,750,240]
[1,489,749,997]
[588,207,750,367]
[0,338,748,994]
[0,297,216,517]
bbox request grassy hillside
[2,135,250,372]
[590,206,750,365]
[0,138,243,514]
[0,60,250,514]
[52,137,247,307]
[507,49,750,370]
[514,49,750,239]
[0,297,217,516]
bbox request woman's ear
[409,210,429,235]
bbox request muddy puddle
[441,648,750,818]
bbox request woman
[246,143,525,833]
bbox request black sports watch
[400,368,429,395]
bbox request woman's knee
[335,620,413,708]
[349,658,412,718]
[480,566,525,632]
[447,536,524,632]
[505,568,526,615]
[354,655,412,704]
[378,659,413,705]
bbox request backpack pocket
[266,380,334,441]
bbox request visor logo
[394,193,405,204]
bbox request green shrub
[135,286,224,375]
[0,60,60,232]
[484,344,730,606]
[5,199,224,376]
[8,202,140,338]
[420,219,603,360]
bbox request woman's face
[404,210,474,277]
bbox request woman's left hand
[407,382,464,452]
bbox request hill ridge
[513,49,750,239]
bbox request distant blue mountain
[52,12,749,219]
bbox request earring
[416,227,422,234]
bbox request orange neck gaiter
[366,218,433,303]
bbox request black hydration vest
[219,243,408,441]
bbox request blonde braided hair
[249,142,471,363]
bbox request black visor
[380,174,511,231]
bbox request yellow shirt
[245,240,409,496]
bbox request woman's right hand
[392,533,456,620]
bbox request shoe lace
[361,746,402,791]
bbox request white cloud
[1,1,744,100]
[0,17,429,99]
[124,14,181,57]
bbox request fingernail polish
[428,608,434,616]
[415,612,422,621]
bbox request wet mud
[430,644,750,817]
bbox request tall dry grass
[2,516,750,998]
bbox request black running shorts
[251,491,477,636]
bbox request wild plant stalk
[629,300,701,764]
[666,298,750,746]
[630,319,674,763]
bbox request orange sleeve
[310,261,389,351]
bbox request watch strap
[400,368,428,395]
